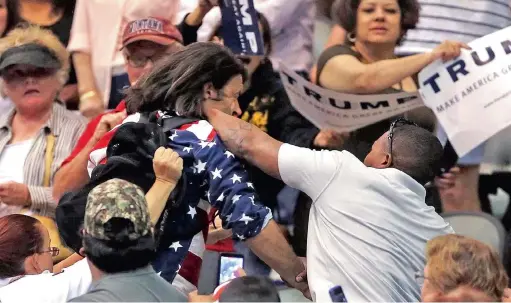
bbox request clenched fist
[153,147,183,185]
[0,182,31,206]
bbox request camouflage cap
[84,179,151,241]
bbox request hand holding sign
[429,40,471,63]
[220,0,264,56]
[199,0,219,10]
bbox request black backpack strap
[158,115,199,132]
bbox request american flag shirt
[88,112,272,294]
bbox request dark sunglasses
[388,118,418,158]
[2,67,55,82]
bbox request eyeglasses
[126,52,168,68]
[40,247,59,257]
[387,118,418,159]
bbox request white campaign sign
[279,65,424,132]
[419,26,511,157]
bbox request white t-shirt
[0,259,92,302]
[278,144,454,302]
[0,138,35,217]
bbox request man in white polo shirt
[205,109,454,302]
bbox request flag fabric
[87,111,272,294]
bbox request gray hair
[125,42,247,117]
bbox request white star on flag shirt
[170,241,182,252]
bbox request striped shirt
[0,103,86,218]
[397,0,511,55]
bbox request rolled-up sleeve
[68,0,91,53]
[195,135,272,241]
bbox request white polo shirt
[0,259,92,302]
[278,144,454,302]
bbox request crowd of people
[0,0,509,302]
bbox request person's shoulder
[53,103,87,127]
[68,291,105,302]
[320,44,360,61]
[177,119,218,143]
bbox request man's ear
[373,153,392,169]
[382,153,392,168]
[23,255,39,275]
[79,247,86,257]
[203,82,216,100]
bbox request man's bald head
[364,124,443,185]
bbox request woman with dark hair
[317,0,469,160]
[14,0,77,105]
[0,214,56,286]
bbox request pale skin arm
[53,147,183,270]
[146,147,183,226]
[206,215,232,245]
[52,140,96,200]
[73,52,104,118]
[184,0,218,27]
[319,41,471,94]
[53,111,127,200]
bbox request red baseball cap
[121,17,183,49]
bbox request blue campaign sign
[220,0,264,56]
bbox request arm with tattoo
[206,109,283,180]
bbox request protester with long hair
[66,43,309,298]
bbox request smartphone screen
[218,254,244,285]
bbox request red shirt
[61,101,126,167]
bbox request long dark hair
[0,214,44,278]
[125,42,247,117]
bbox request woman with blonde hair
[419,234,509,302]
[0,26,85,219]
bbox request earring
[347,32,356,43]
